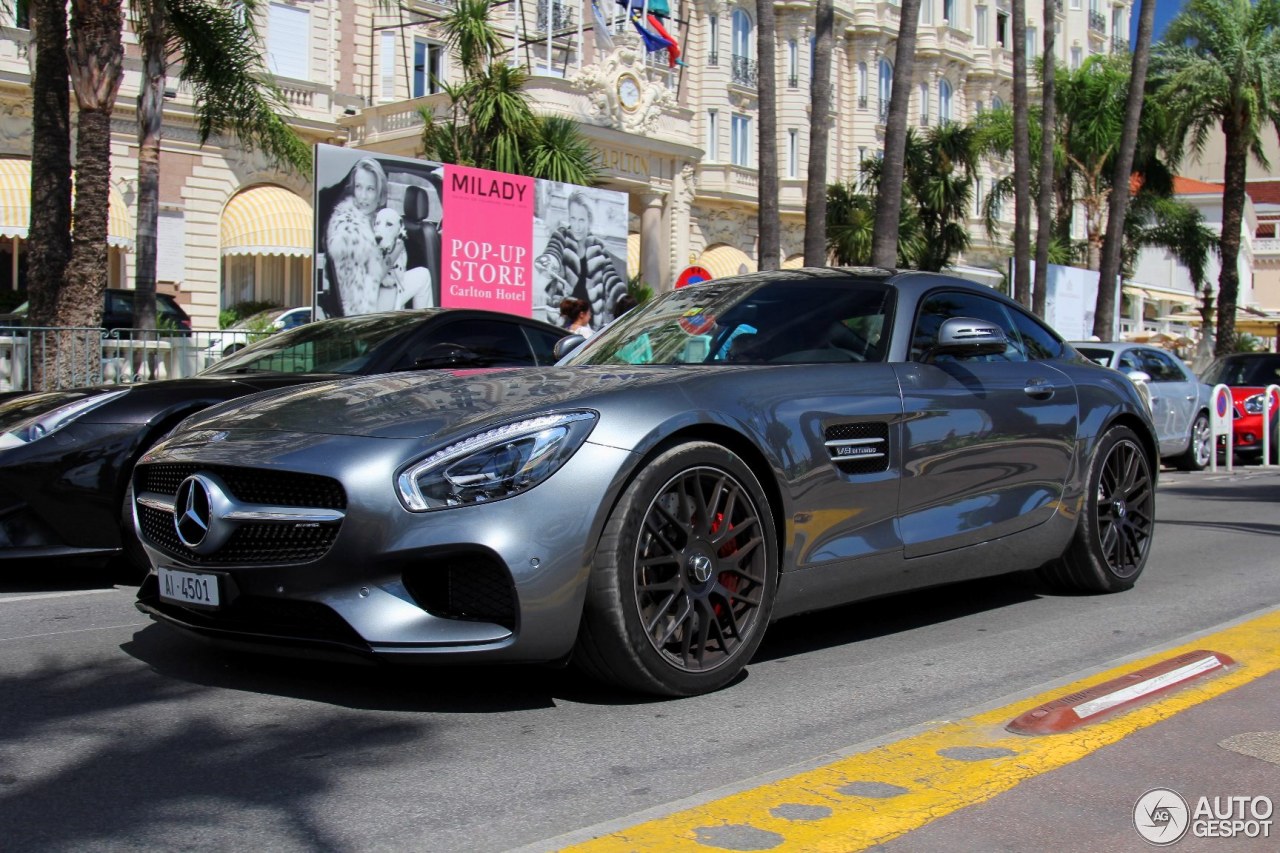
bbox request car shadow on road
[1158,478,1280,503]
[753,573,1045,664]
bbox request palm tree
[1033,0,1057,318]
[1093,0,1157,341]
[827,179,925,267]
[420,0,597,184]
[1151,0,1280,355]
[871,0,923,268]
[1011,0,1031,306]
[756,0,780,270]
[803,0,834,265]
[132,0,312,330]
[26,0,73,334]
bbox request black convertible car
[134,269,1158,696]
[0,309,566,575]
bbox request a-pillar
[640,191,667,291]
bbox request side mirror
[553,334,585,361]
[1123,369,1152,384]
[928,317,1008,361]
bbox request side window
[1005,307,1065,360]
[523,326,566,365]
[1116,351,1141,372]
[911,291,1021,362]
[1140,349,1182,382]
[398,319,534,369]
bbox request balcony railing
[858,95,868,109]
[709,50,719,66]
[788,75,798,88]
[1089,10,1106,32]
[731,55,758,86]
[1111,35,1129,53]
[919,115,930,126]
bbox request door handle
[1186,395,1196,401]
[1024,379,1055,399]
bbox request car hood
[175,366,696,439]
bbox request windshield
[1075,347,1116,368]
[1201,355,1280,387]
[202,311,440,375]
[563,273,894,366]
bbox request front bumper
[134,429,633,663]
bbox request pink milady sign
[440,164,535,314]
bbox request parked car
[0,289,193,334]
[211,306,314,357]
[1073,342,1213,470]
[1200,352,1280,464]
[133,269,1158,696]
[0,309,567,576]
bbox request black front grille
[137,463,346,509]
[403,551,517,630]
[824,422,890,474]
[136,462,345,565]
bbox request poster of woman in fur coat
[532,182,629,330]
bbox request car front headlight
[1243,393,1267,415]
[397,411,597,512]
[0,389,129,449]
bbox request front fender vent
[824,422,889,474]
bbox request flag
[630,10,672,55]
[647,14,681,67]
[591,1,615,53]
[615,0,670,19]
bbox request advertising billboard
[313,144,629,332]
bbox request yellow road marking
[565,607,1280,852]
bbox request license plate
[158,567,221,608]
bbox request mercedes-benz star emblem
[175,475,215,549]
[689,554,714,584]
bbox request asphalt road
[1,467,1277,852]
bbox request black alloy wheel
[574,442,777,696]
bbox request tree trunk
[1011,0,1031,307]
[756,0,780,270]
[134,1,167,332]
[26,0,73,330]
[1032,0,1056,318]
[1093,0,1155,342]
[1215,121,1248,355]
[871,0,922,268]
[803,0,834,265]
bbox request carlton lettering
[450,173,528,202]
[600,149,650,178]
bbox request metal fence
[0,327,257,393]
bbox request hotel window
[938,79,952,125]
[380,31,396,100]
[14,0,29,28]
[990,178,1002,219]
[706,110,719,161]
[920,0,933,26]
[992,95,1004,111]
[731,114,751,166]
[974,177,984,216]
[858,146,867,172]
[943,0,956,23]
[975,6,987,46]
[709,15,719,63]
[1027,26,1038,60]
[788,40,799,86]
[918,83,929,124]
[788,129,798,178]
[1071,0,1080,8]
[858,62,868,107]
[1071,46,1082,69]
[267,2,310,81]
[996,11,1008,47]
[731,9,752,61]
[413,40,444,98]
[878,58,893,120]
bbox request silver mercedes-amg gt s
[134,268,1158,696]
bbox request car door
[1137,347,1195,455]
[894,290,1078,558]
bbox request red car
[1201,353,1280,463]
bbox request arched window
[731,9,752,60]
[992,95,1004,112]
[939,79,952,125]
[878,58,893,120]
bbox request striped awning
[0,158,134,249]
[696,244,756,280]
[627,232,640,279]
[221,185,312,258]
[781,254,805,269]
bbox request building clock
[617,73,642,112]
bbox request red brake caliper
[710,511,739,619]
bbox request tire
[573,442,778,696]
[114,478,150,584]
[1040,425,1155,593]
[1175,412,1212,471]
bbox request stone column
[641,191,667,290]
